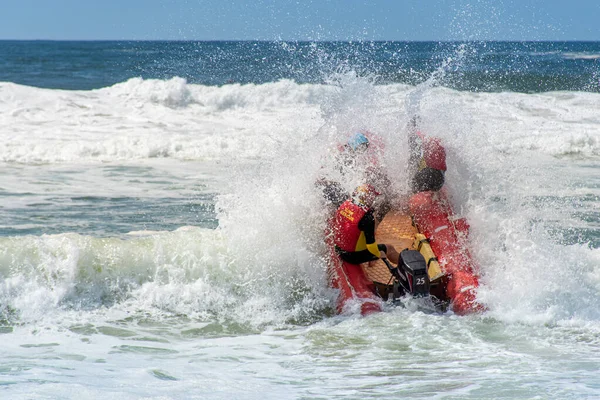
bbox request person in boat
[408,118,447,192]
[315,131,369,208]
[333,183,400,265]
[335,131,371,172]
[316,131,392,213]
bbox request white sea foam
[0,78,331,164]
[1,76,599,398]
[0,78,599,324]
[563,52,600,60]
[1,78,598,166]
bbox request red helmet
[423,137,447,171]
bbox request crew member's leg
[378,244,400,264]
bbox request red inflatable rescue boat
[326,188,483,315]
[325,128,483,315]
[409,189,482,315]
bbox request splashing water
[0,40,599,399]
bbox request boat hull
[327,190,482,315]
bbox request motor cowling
[399,250,430,297]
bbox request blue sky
[1,0,599,41]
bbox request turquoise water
[0,164,217,236]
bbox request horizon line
[1,38,600,43]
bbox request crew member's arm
[358,209,380,258]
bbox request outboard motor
[398,250,430,297]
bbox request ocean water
[0,40,599,399]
